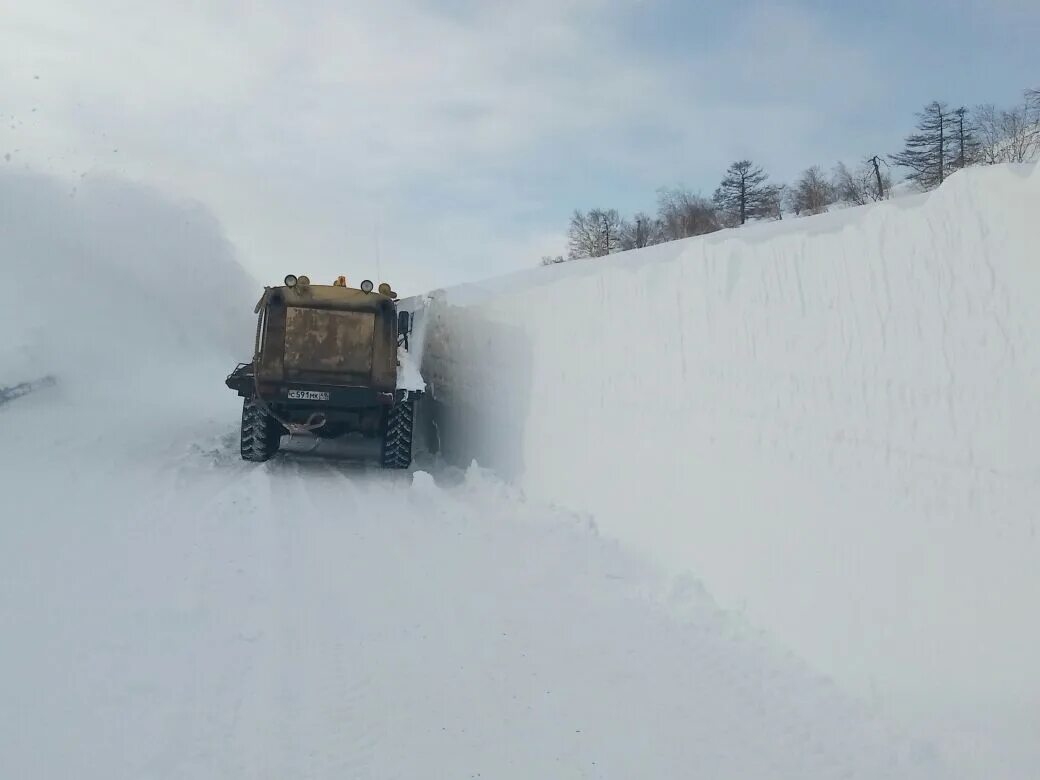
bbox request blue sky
[2,0,1037,292]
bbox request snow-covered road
[0,380,944,779]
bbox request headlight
[284,274,298,288]
[360,279,374,293]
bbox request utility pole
[374,218,382,282]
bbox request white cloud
[0,0,886,291]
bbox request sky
[1,0,1037,293]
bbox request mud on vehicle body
[226,275,421,467]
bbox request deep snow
[0,169,950,778]
[416,163,1040,777]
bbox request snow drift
[417,163,1040,774]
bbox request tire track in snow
[147,445,387,778]
[213,468,289,775]
[247,457,380,779]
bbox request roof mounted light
[378,282,392,296]
[298,275,310,287]
[360,279,374,293]
[284,274,298,288]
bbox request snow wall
[416,164,1040,758]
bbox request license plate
[287,389,330,401]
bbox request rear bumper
[225,365,420,407]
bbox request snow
[396,345,426,392]
[0,170,254,386]
[0,168,953,778]
[0,405,947,778]
[6,162,1040,779]
[416,163,1040,777]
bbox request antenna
[374,217,382,283]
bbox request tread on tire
[240,398,282,462]
[381,399,414,470]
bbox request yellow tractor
[225,275,419,467]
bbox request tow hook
[287,412,327,435]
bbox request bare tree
[792,166,835,215]
[590,208,624,255]
[832,162,868,206]
[1026,87,1040,117]
[620,212,663,251]
[1029,87,1040,152]
[566,210,597,260]
[889,101,955,190]
[712,160,771,225]
[1023,85,1040,147]
[655,187,721,240]
[567,209,623,260]
[974,104,1004,163]
[831,160,891,205]
[762,184,786,220]
[975,94,1040,164]
[540,254,565,266]
[951,107,980,171]
[866,155,889,200]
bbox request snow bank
[418,163,1040,775]
[0,170,256,389]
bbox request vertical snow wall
[416,164,1040,746]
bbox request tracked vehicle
[225,275,421,467]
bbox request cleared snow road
[0,383,947,779]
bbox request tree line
[543,86,1040,265]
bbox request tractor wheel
[240,398,282,462]
[381,399,414,469]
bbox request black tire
[381,399,414,469]
[241,398,282,462]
